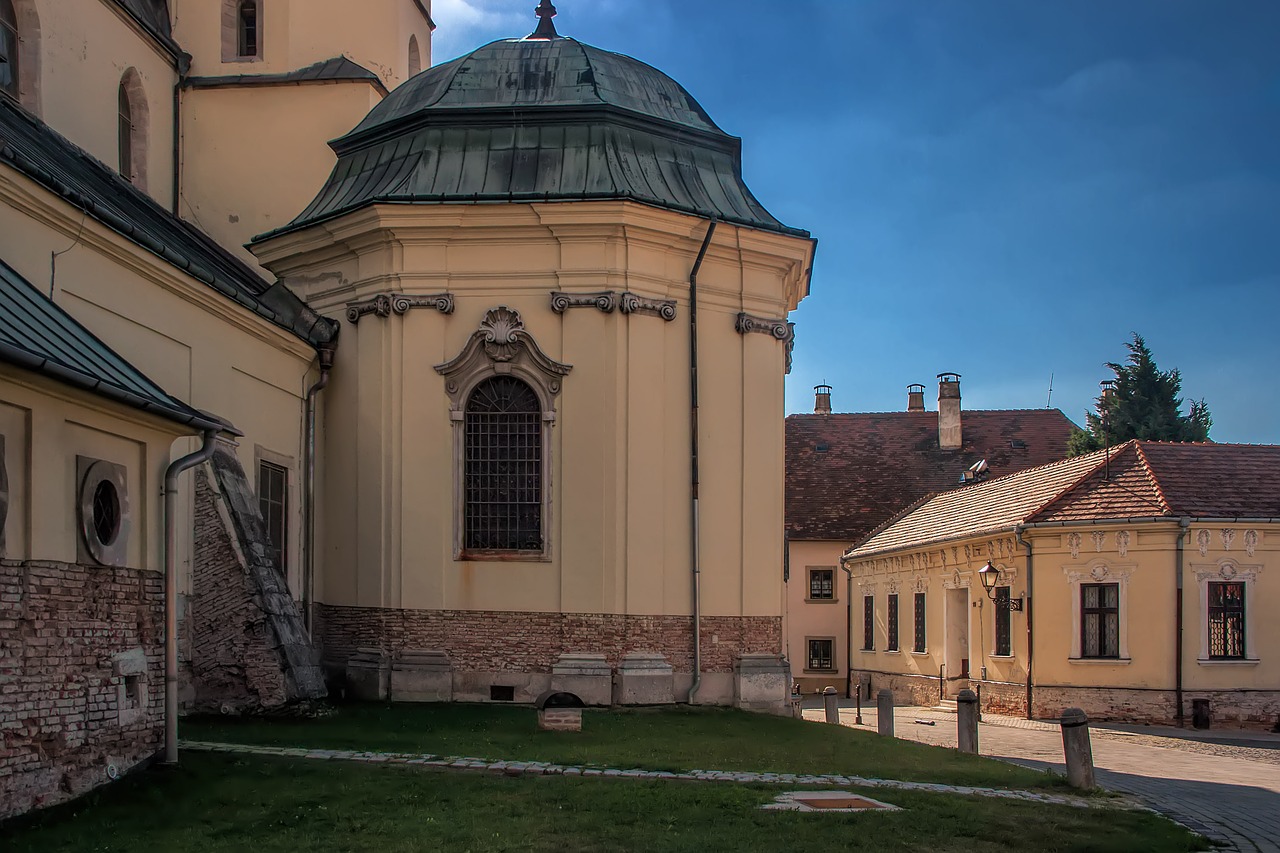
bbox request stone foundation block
[614,652,675,705]
[345,647,389,701]
[538,708,583,731]
[550,653,612,706]
[391,649,453,702]
[734,653,791,715]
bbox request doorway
[945,587,970,698]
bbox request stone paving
[802,703,1280,853]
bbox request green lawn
[5,752,1205,853]
[182,702,1056,791]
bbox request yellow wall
[254,201,812,621]
[785,539,850,691]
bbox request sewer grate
[762,791,902,813]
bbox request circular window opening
[92,479,122,546]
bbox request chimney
[937,373,962,450]
[814,384,832,414]
[907,383,926,412]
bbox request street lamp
[978,560,1023,611]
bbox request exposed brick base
[0,560,162,820]
[852,669,945,708]
[1032,687,1280,730]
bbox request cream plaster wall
[0,367,186,571]
[255,201,812,623]
[785,539,849,691]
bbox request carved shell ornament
[481,306,524,362]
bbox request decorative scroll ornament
[619,291,677,321]
[1221,528,1236,552]
[735,311,795,341]
[435,306,572,402]
[785,322,796,375]
[347,292,454,323]
[1091,531,1106,553]
[1116,530,1130,558]
[1067,532,1082,560]
[550,291,617,314]
[1197,529,1210,556]
[1245,529,1258,557]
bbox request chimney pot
[814,384,832,415]
[907,383,926,412]
[937,373,962,450]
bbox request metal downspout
[171,53,191,216]
[1015,525,1034,720]
[1176,517,1190,726]
[163,429,218,765]
[302,344,336,635]
[840,557,853,699]
[686,216,717,705]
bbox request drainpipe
[1175,517,1190,727]
[685,216,717,705]
[302,343,336,635]
[840,556,853,699]
[171,53,191,216]
[1015,525,1034,720]
[163,428,218,766]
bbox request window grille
[1208,581,1246,659]
[994,587,1012,656]
[862,595,874,650]
[238,1,258,57]
[464,377,542,552]
[257,460,288,573]
[887,594,899,651]
[807,638,834,671]
[117,82,133,180]
[808,568,834,600]
[1081,582,1119,658]
[913,592,926,653]
[0,0,17,99]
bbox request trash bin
[1191,698,1211,730]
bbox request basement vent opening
[490,685,515,702]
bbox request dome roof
[262,28,808,241]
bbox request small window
[808,567,834,600]
[238,0,258,57]
[807,638,834,672]
[886,594,899,651]
[117,80,132,179]
[913,592,926,653]
[1208,582,1245,659]
[92,479,122,547]
[1081,583,1119,659]
[408,34,421,76]
[994,587,1012,656]
[0,0,18,100]
[257,460,288,573]
[862,595,874,651]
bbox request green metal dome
[264,26,807,240]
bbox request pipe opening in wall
[490,685,515,702]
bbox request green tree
[1068,333,1212,456]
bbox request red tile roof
[785,409,1077,542]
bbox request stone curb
[181,740,1117,810]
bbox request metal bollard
[855,688,863,726]
[1060,707,1096,790]
[823,686,840,724]
[956,689,979,754]
[876,689,895,738]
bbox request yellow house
[844,440,1280,729]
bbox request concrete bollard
[1060,707,1096,790]
[877,689,895,738]
[823,686,840,724]
[956,689,979,754]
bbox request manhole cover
[762,791,902,813]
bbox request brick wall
[317,604,781,676]
[0,560,162,820]
[1032,686,1280,730]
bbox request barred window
[887,594,899,651]
[913,592,926,653]
[238,0,259,57]
[807,638,834,671]
[862,595,874,651]
[0,0,18,100]
[994,587,1011,656]
[808,568,834,600]
[1081,583,1119,658]
[257,460,287,573]
[1208,582,1245,659]
[464,377,542,552]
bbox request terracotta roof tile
[785,409,1077,541]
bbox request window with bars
[464,377,543,553]
[1081,583,1120,658]
[238,1,259,57]
[808,568,834,600]
[862,595,874,650]
[0,0,18,100]
[257,460,287,573]
[887,594,899,651]
[1208,581,1246,659]
[913,592,926,653]
[807,638,834,671]
[994,587,1012,656]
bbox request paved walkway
[802,702,1280,852]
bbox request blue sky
[431,1,1280,443]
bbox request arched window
[464,377,543,552]
[408,34,421,77]
[237,0,258,58]
[0,0,20,101]
[117,69,148,189]
[117,80,133,178]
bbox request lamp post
[978,560,1023,611]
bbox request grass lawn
[182,702,1058,791]
[4,752,1205,853]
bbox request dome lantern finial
[529,0,560,40]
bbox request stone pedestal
[538,708,583,732]
[614,652,675,705]
[734,654,791,715]
[345,647,389,701]
[390,649,453,702]
[550,653,612,706]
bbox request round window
[92,479,122,546]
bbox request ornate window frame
[1063,559,1133,663]
[76,456,130,567]
[1192,558,1261,664]
[435,307,571,562]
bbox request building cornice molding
[345,292,454,324]
[549,291,617,314]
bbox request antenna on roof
[1045,372,1054,409]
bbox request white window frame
[1193,559,1261,664]
[1063,560,1133,663]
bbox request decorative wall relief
[1091,531,1106,553]
[346,292,454,323]
[549,291,618,314]
[619,292,677,321]
[735,313,795,344]
[434,307,573,404]
[1245,529,1258,557]
[1116,530,1130,558]
[1197,529,1210,556]
[1090,564,1110,581]
[1221,529,1236,552]
[1068,532,1081,559]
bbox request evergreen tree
[1067,334,1212,456]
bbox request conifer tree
[1068,334,1212,456]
